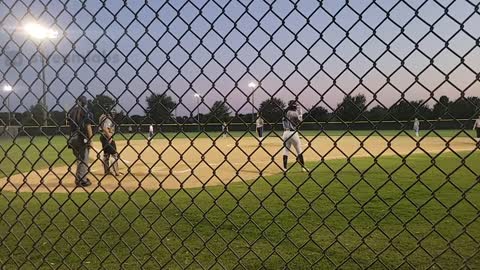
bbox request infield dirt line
[1,136,477,193]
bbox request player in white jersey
[413,118,420,137]
[222,122,228,138]
[473,115,480,142]
[148,124,154,140]
[282,100,308,173]
[99,110,121,176]
[256,113,264,140]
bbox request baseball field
[0,130,479,268]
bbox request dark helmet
[287,100,298,111]
[77,95,88,107]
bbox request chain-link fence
[1,0,480,269]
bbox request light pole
[248,81,258,123]
[194,93,201,132]
[24,22,59,127]
[3,84,13,125]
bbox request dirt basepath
[1,136,477,193]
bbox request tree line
[0,93,479,126]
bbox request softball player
[282,100,308,172]
[474,115,480,142]
[256,113,264,140]
[222,122,228,138]
[99,110,121,176]
[148,124,154,140]
[413,118,420,137]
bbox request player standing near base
[256,113,264,140]
[473,115,480,142]
[68,96,93,187]
[148,124,154,140]
[413,118,420,137]
[282,100,308,173]
[99,109,121,176]
[222,121,228,138]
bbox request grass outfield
[0,129,477,178]
[0,152,478,269]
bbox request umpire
[68,96,93,187]
[99,108,121,176]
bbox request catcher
[99,108,122,176]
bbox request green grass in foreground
[0,152,479,269]
[1,129,477,178]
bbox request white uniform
[413,119,420,137]
[222,123,228,138]
[474,119,480,140]
[149,125,153,139]
[256,117,264,139]
[283,110,302,156]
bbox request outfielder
[222,122,228,138]
[474,115,480,143]
[256,113,264,140]
[148,124,154,140]
[99,109,121,176]
[282,100,308,172]
[413,118,420,137]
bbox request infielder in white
[473,115,480,142]
[413,118,420,137]
[282,100,308,172]
[148,124,154,140]
[222,122,228,138]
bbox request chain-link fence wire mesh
[1,0,480,268]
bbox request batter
[282,100,308,172]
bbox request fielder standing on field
[222,121,228,138]
[256,113,264,140]
[282,100,308,172]
[148,124,154,140]
[99,108,122,176]
[413,118,420,137]
[68,96,93,187]
[474,115,480,143]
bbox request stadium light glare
[24,23,59,40]
[23,22,59,126]
[3,84,13,92]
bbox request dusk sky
[1,0,479,116]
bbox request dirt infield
[1,135,477,193]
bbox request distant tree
[389,100,432,120]
[304,105,329,122]
[335,94,367,121]
[432,95,451,119]
[49,110,67,126]
[366,105,388,121]
[207,100,231,122]
[29,103,47,125]
[449,97,480,119]
[145,93,177,124]
[91,94,116,121]
[259,97,286,123]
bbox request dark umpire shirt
[68,105,94,140]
